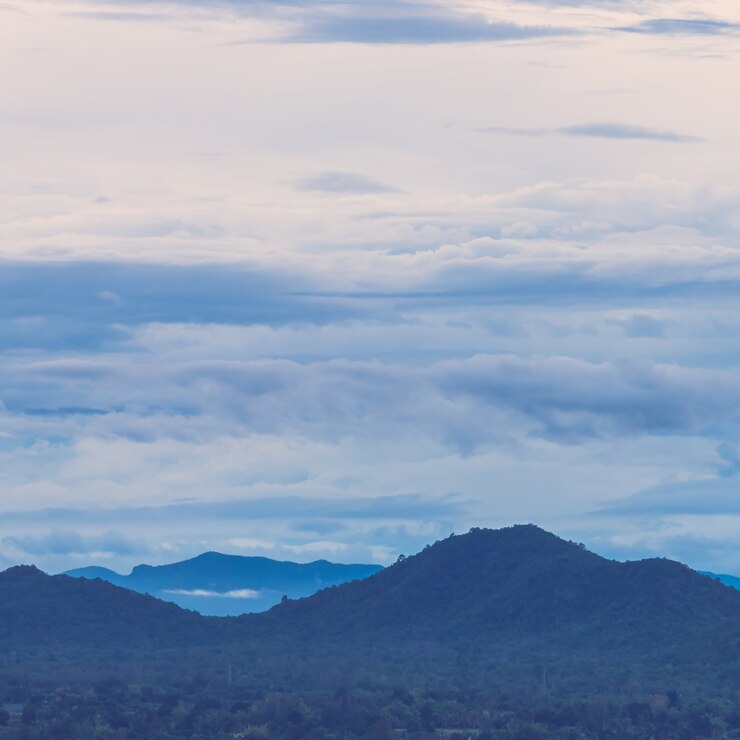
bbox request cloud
[619,18,739,36]
[595,476,740,517]
[0,261,372,351]
[435,355,740,443]
[164,588,260,598]
[4,353,740,456]
[560,123,702,143]
[3,0,740,577]
[281,9,573,44]
[613,314,664,338]
[0,493,466,526]
[74,0,575,44]
[296,172,398,194]
[481,123,701,143]
[2,530,146,556]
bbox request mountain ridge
[8,527,740,737]
[5,524,740,668]
[63,550,383,616]
[248,524,740,649]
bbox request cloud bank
[1,0,739,575]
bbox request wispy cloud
[0,494,466,526]
[2,530,146,556]
[280,10,574,44]
[164,588,261,598]
[619,18,739,36]
[595,472,740,516]
[296,172,398,194]
[480,122,702,143]
[74,0,575,44]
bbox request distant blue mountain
[63,552,382,616]
[700,571,740,590]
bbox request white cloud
[164,588,261,598]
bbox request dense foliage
[3,525,740,737]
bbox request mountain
[251,525,740,652]
[0,565,228,651]
[7,526,740,737]
[6,525,740,683]
[64,552,382,616]
[700,570,740,590]
[63,565,127,586]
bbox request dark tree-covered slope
[0,565,229,650]
[4,526,740,738]
[4,525,740,668]
[249,525,740,651]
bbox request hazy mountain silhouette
[63,552,382,616]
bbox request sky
[1,0,740,575]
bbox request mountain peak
[402,523,599,568]
[256,523,738,646]
[0,564,47,580]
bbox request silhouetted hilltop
[0,564,226,650]
[64,552,382,616]
[5,526,740,737]
[4,525,740,681]
[252,525,740,648]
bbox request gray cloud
[481,122,701,143]
[78,0,575,44]
[595,477,740,516]
[281,10,573,44]
[4,354,740,453]
[613,314,664,338]
[561,123,702,143]
[0,494,466,526]
[2,530,146,556]
[619,18,739,36]
[296,172,398,194]
[435,355,739,443]
[0,260,373,352]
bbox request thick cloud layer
[1,0,739,573]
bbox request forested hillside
[2,526,740,738]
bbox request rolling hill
[0,564,228,650]
[3,525,740,693]
[5,527,740,738]
[252,524,740,652]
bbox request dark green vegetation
[64,553,382,616]
[3,525,740,738]
[701,571,740,592]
